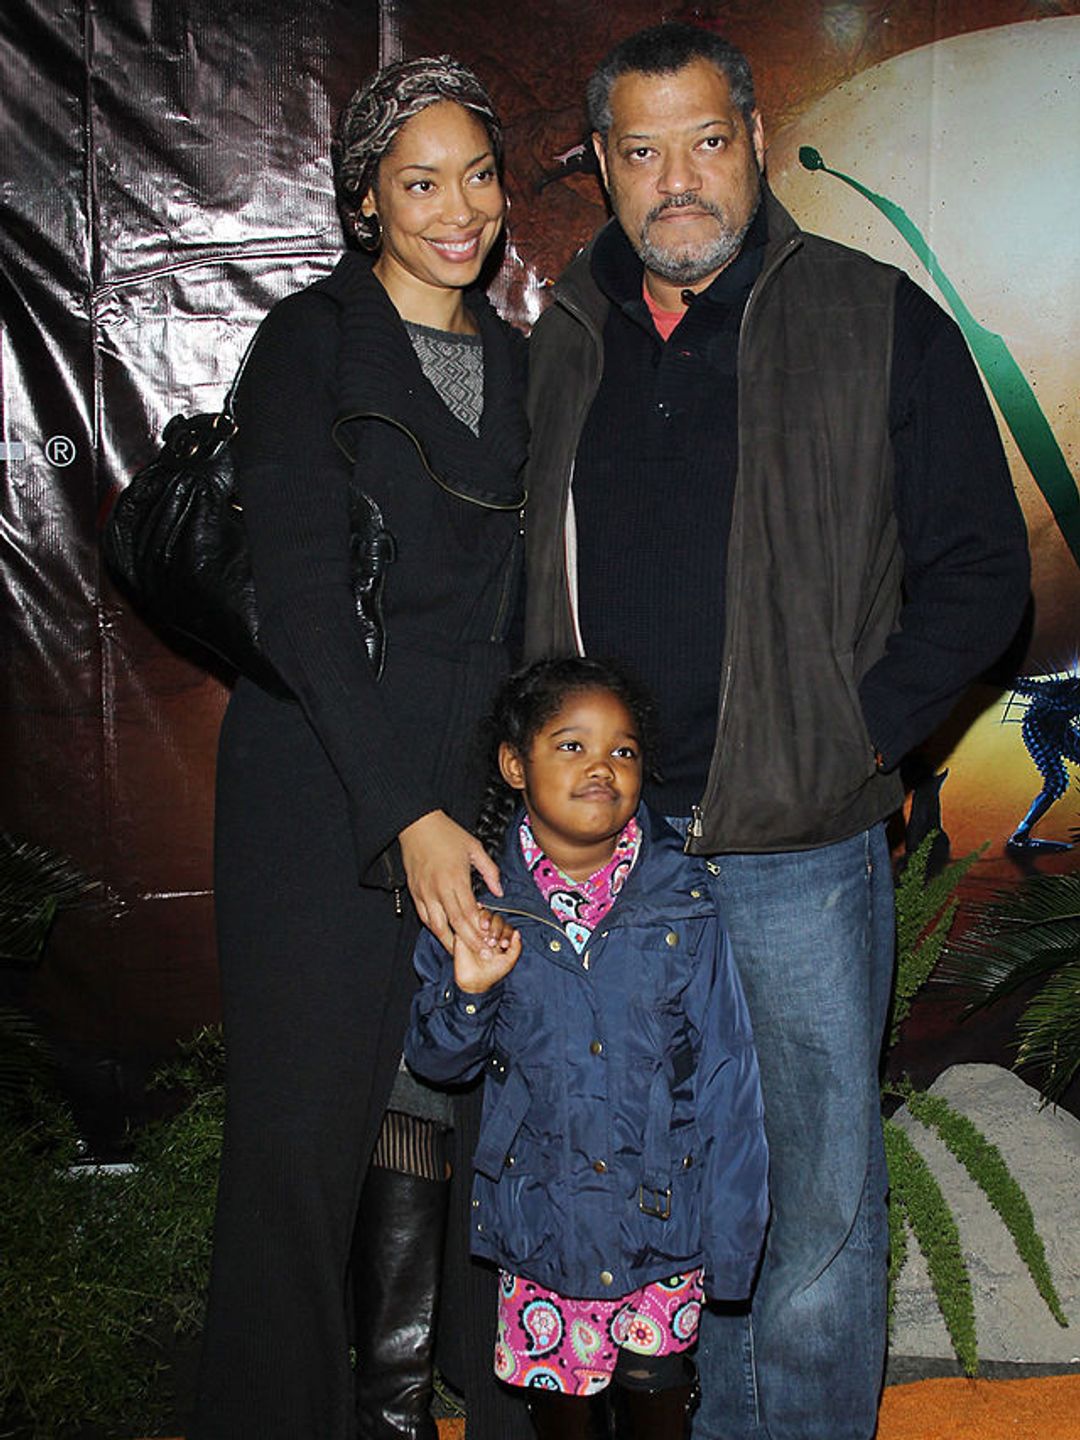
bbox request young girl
[405,658,768,1439]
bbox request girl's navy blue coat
[404,806,769,1302]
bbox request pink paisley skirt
[494,1268,704,1394]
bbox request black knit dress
[192,252,530,1440]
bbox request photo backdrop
[1,0,1077,1135]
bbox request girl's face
[499,688,643,878]
[363,100,504,310]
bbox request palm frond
[954,874,1080,934]
[941,941,1080,1006]
[1015,963,1080,1102]
[0,835,105,1119]
[0,1007,53,1110]
[0,834,100,966]
[940,874,1080,995]
[937,867,1080,1108]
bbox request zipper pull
[393,888,404,917]
[689,805,704,840]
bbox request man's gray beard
[636,194,758,285]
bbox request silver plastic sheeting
[0,0,379,1138]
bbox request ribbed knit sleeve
[858,277,1031,767]
[234,289,440,877]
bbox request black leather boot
[527,1387,612,1439]
[609,1379,694,1439]
[351,1163,449,1439]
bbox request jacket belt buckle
[638,1184,671,1220]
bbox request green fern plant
[0,833,101,1114]
[884,1122,977,1373]
[882,831,1066,1375]
[904,1089,1067,1326]
[939,871,1080,1104]
[889,836,982,1047]
[0,833,97,966]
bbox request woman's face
[363,100,504,304]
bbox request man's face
[594,59,765,291]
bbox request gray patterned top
[405,320,484,435]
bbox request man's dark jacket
[523,189,1029,853]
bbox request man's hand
[453,908,521,994]
[398,809,503,954]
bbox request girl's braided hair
[473,656,659,870]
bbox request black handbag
[102,329,395,696]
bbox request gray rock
[888,1063,1080,1364]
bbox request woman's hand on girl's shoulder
[398,809,503,955]
[453,908,521,994]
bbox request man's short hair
[587,22,756,139]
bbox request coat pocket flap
[473,1068,531,1181]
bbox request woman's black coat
[193,252,530,1440]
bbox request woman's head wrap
[332,55,503,248]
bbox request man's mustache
[644,194,726,226]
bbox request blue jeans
[686,825,894,1440]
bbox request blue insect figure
[1005,664,1080,852]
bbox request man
[523,22,1029,1440]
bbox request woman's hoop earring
[355,212,382,252]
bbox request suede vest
[524,191,906,852]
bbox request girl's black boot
[527,1387,612,1439]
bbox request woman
[192,58,530,1440]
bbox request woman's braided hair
[473,656,659,875]
[331,55,503,248]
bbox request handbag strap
[220,301,390,547]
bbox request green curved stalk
[884,1119,979,1375]
[886,1166,910,1334]
[891,834,982,1047]
[799,146,1080,567]
[905,1090,1067,1325]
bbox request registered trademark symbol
[45,435,77,466]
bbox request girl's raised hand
[453,908,521,994]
